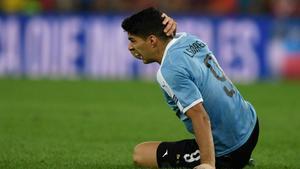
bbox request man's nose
[128,44,134,51]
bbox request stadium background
[0,0,300,169]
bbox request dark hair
[121,7,171,41]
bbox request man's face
[127,33,156,64]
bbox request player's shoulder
[159,56,189,81]
[162,33,207,68]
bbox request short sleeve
[157,66,203,113]
[161,88,181,113]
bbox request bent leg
[133,141,161,168]
[133,139,200,168]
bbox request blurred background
[0,1,300,168]
[0,0,299,81]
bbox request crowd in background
[0,0,299,17]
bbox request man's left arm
[186,103,215,169]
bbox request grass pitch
[0,79,299,169]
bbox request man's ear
[148,35,158,48]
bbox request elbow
[186,103,210,123]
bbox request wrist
[202,162,215,167]
[195,163,215,169]
[201,158,215,167]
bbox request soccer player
[121,7,259,169]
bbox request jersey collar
[161,32,187,65]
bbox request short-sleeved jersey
[156,32,257,157]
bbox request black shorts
[157,119,259,169]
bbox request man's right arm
[186,103,216,169]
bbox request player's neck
[157,38,172,64]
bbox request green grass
[0,78,299,169]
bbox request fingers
[164,22,173,34]
[161,13,177,37]
[162,13,169,25]
[168,22,177,36]
[165,21,176,36]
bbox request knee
[132,141,160,168]
[133,143,143,166]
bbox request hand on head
[161,13,177,37]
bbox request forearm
[186,103,216,168]
[191,114,215,166]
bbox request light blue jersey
[156,32,257,157]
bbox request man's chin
[142,60,155,64]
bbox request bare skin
[161,13,177,37]
[133,141,161,168]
